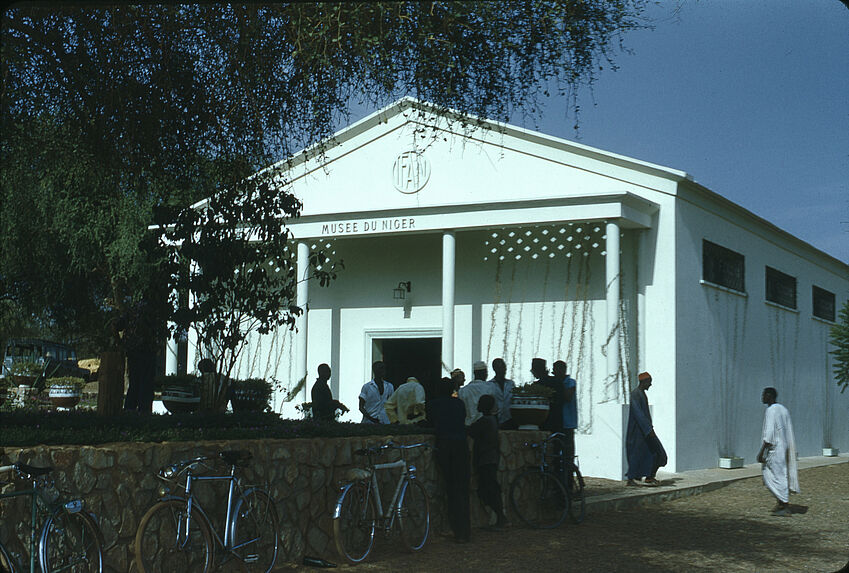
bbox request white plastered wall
[674,188,849,471]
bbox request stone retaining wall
[1,431,543,571]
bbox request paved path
[585,452,849,513]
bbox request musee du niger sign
[321,217,416,236]
[285,193,653,240]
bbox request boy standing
[468,394,509,530]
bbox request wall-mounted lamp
[393,281,412,300]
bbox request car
[1,338,90,385]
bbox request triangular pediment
[271,98,687,222]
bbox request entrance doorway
[374,338,441,390]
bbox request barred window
[702,240,745,292]
[812,286,835,321]
[765,266,796,309]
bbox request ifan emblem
[392,151,431,194]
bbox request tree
[832,301,849,393]
[162,174,341,410]
[2,2,647,410]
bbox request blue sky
[524,0,848,263]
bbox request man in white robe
[757,387,799,516]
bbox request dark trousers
[476,463,503,516]
[436,438,471,541]
[561,428,576,489]
[124,348,155,413]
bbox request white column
[442,231,456,373]
[606,221,621,400]
[296,242,310,400]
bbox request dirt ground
[283,462,849,572]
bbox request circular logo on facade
[392,151,431,194]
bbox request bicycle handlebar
[158,456,210,480]
[0,462,53,481]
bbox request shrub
[0,411,433,447]
[155,373,200,392]
[231,378,273,401]
[10,360,41,376]
[45,376,86,391]
[512,382,556,399]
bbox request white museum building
[173,98,849,480]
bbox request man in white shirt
[458,361,500,426]
[359,361,394,424]
[757,387,798,516]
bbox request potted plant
[46,376,85,409]
[158,374,201,414]
[510,382,555,430]
[0,378,8,407]
[10,360,42,387]
[230,378,273,413]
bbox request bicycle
[0,462,103,572]
[509,432,585,529]
[134,449,279,573]
[332,441,431,564]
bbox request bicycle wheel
[566,467,586,524]
[135,499,213,573]
[229,489,279,572]
[509,469,569,529]
[39,508,103,572]
[398,479,429,552]
[0,541,14,573]
[332,482,376,564]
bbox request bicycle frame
[0,482,41,572]
[0,465,88,573]
[161,462,258,555]
[334,442,425,531]
[368,457,410,531]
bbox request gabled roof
[263,96,693,185]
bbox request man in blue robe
[625,371,667,486]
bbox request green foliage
[2,3,647,406]
[10,361,41,376]
[0,411,431,447]
[155,373,200,390]
[232,378,274,400]
[45,376,85,391]
[512,382,556,399]
[831,301,849,393]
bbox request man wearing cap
[384,376,427,425]
[458,361,500,426]
[625,371,667,486]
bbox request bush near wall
[0,411,430,446]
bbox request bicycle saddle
[220,450,252,466]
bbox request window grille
[765,266,796,309]
[812,285,835,321]
[702,240,745,292]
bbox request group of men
[314,361,800,519]
[349,357,578,438]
